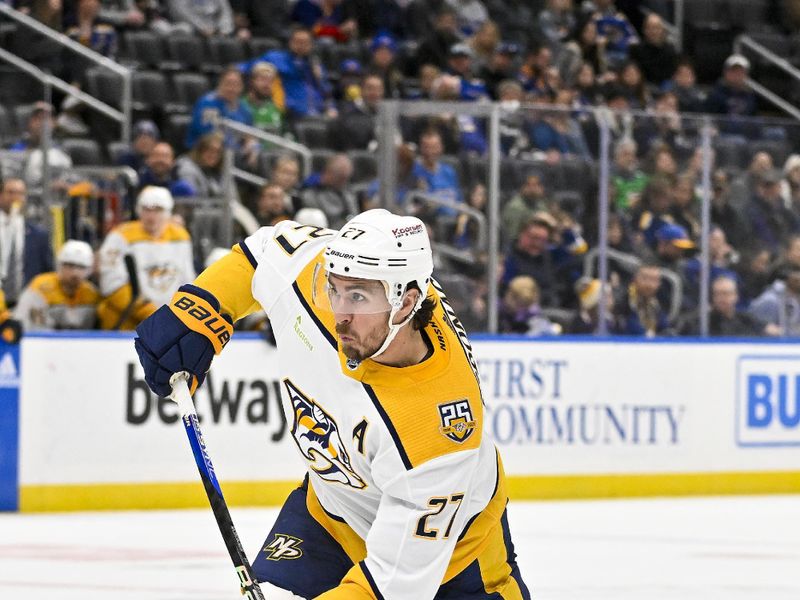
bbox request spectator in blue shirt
[137,142,196,198]
[186,66,253,150]
[411,129,463,217]
[242,26,332,119]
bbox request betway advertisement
[17,335,800,498]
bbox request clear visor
[312,263,393,315]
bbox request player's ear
[394,287,420,324]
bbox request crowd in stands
[2,0,800,339]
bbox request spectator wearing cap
[629,13,678,85]
[330,73,385,151]
[747,168,800,252]
[166,0,234,37]
[241,62,284,137]
[748,265,800,336]
[186,67,253,150]
[705,54,757,118]
[501,213,587,308]
[97,186,195,330]
[567,277,615,334]
[415,6,461,70]
[479,42,519,99]
[14,240,100,331]
[291,0,356,42]
[0,178,54,307]
[446,43,489,101]
[118,120,160,172]
[243,26,333,119]
[498,275,561,335]
[335,58,365,102]
[138,142,196,198]
[368,33,404,98]
[6,102,74,188]
[652,223,694,272]
[612,261,670,336]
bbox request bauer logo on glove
[171,294,232,352]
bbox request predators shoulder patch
[438,399,477,443]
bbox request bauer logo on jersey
[284,378,367,489]
[438,399,477,443]
[263,534,304,561]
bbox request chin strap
[368,290,425,361]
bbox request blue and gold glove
[134,284,233,397]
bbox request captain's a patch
[438,399,477,443]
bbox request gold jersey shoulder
[29,272,100,306]
[293,258,484,469]
[342,281,484,470]
[114,221,191,243]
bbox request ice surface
[1,495,798,599]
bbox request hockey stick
[112,254,140,330]
[169,373,266,600]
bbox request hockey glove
[134,284,233,398]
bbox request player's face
[329,274,392,361]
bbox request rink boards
[1,333,799,511]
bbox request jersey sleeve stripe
[457,449,501,543]
[362,383,413,471]
[292,281,338,350]
[237,240,258,269]
[358,561,386,600]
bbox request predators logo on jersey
[263,534,304,561]
[284,379,367,490]
[438,399,477,443]
[146,263,180,293]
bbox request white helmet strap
[365,284,425,361]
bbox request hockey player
[134,209,530,599]
[14,239,99,330]
[97,186,195,330]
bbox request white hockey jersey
[98,220,195,309]
[224,221,509,600]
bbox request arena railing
[220,118,313,178]
[0,3,132,143]
[734,34,800,122]
[377,100,800,336]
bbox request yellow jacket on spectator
[14,272,99,331]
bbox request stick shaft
[172,378,266,600]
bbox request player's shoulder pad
[162,222,191,242]
[29,272,59,297]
